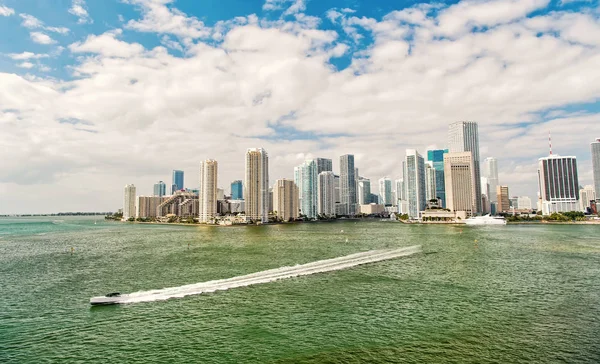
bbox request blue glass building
[427,149,448,207]
[172,170,184,194]
[153,181,166,197]
[231,180,243,200]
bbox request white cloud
[30,32,56,45]
[19,13,70,34]
[263,0,306,15]
[17,62,34,69]
[69,0,92,24]
[8,52,49,60]
[69,29,146,58]
[0,5,14,16]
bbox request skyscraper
[123,184,136,220]
[405,150,426,219]
[273,179,299,222]
[231,180,243,200]
[483,157,499,204]
[579,185,596,212]
[538,154,580,215]
[448,121,482,213]
[315,158,333,174]
[172,170,184,194]
[340,154,357,215]
[199,159,218,223]
[378,177,393,205]
[425,163,436,202]
[245,148,269,223]
[318,171,336,217]
[295,160,318,219]
[497,186,510,213]
[592,138,600,201]
[153,181,166,197]
[427,149,448,207]
[395,179,405,202]
[357,178,371,205]
[444,152,477,216]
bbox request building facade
[123,184,136,220]
[592,138,600,201]
[273,179,299,221]
[340,154,357,215]
[357,178,371,205]
[427,149,448,207]
[444,152,477,216]
[497,186,510,213]
[315,158,333,175]
[136,196,167,218]
[405,150,426,219]
[538,155,580,215]
[378,177,393,206]
[318,171,336,217]
[483,157,499,203]
[517,196,532,210]
[153,181,166,197]
[448,121,482,213]
[579,185,596,212]
[245,148,269,223]
[295,160,318,219]
[199,159,218,223]
[172,170,184,194]
[231,180,243,200]
[425,163,437,202]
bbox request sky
[1,0,600,214]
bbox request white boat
[465,214,507,225]
[90,292,126,306]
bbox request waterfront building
[425,163,436,202]
[579,185,596,212]
[318,171,336,217]
[592,138,600,201]
[315,158,333,174]
[172,170,184,194]
[509,196,519,209]
[427,149,448,207]
[537,154,580,215]
[483,158,499,203]
[449,121,482,213]
[136,196,167,218]
[231,180,243,200]
[359,204,385,215]
[273,179,299,222]
[378,177,393,206]
[497,186,510,213]
[217,188,225,201]
[158,190,198,218]
[395,179,405,203]
[295,160,318,219]
[245,148,269,223]
[123,184,136,220]
[405,150,426,219]
[517,196,532,211]
[228,200,245,214]
[357,178,371,205]
[153,181,166,197]
[481,177,491,214]
[444,152,477,216]
[340,155,357,215]
[199,159,218,223]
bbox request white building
[517,196,532,210]
[579,185,596,212]
[404,149,426,219]
[483,157,499,203]
[357,178,371,205]
[592,138,600,201]
[123,184,136,220]
[538,154,580,215]
[449,121,482,213]
[394,179,405,204]
[444,152,477,216]
[199,159,218,223]
[273,179,299,221]
[318,171,336,217]
[295,160,318,219]
[378,177,393,205]
[425,163,436,202]
[245,148,269,223]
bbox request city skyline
[1,0,600,214]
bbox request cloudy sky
[1,0,599,214]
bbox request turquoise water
[1,217,599,363]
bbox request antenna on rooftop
[548,131,552,155]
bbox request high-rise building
[318,171,336,217]
[245,148,269,223]
[483,157,499,203]
[273,179,299,221]
[579,185,596,212]
[295,160,318,219]
[395,179,405,203]
[444,152,477,216]
[199,159,218,223]
[136,196,167,218]
[153,181,166,197]
[592,138,600,201]
[405,150,426,219]
[172,170,184,194]
[480,177,491,214]
[425,163,436,202]
[315,158,333,174]
[537,155,580,215]
[231,180,243,200]
[449,121,482,213]
[340,155,357,215]
[357,178,371,205]
[123,184,136,220]
[497,186,510,213]
[427,149,448,207]
[517,196,532,210]
[378,177,393,206]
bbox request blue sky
[1,0,600,213]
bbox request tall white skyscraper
[579,185,596,212]
[444,152,478,216]
[123,184,136,220]
[449,121,482,213]
[483,157,499,203]
[405,150,426,219]
[592,138,600,201]
[538,154,580,215]
[295,160,318,219]
[273,179,299,222]
[425,163,436,202]
[395,179,405,202]
[378,177,393,205]
[340,154,356,215]
[245,148,269,223]
[199,159,218,223]
[318,171,336,217]
[357,178,371,205]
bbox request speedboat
[90,292,125,306]
[465,214,507,225]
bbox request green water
[1,217,599,363]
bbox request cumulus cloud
[69,29,146,58]
[30,32,56,44]
[69,0,92,24]
[0,5,14,16]
[17,62,34,69]
[19,13,70,34]
[8,52,49,60]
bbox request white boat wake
[90,245,422,305]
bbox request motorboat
[90,292,125,306]
[465,214,507,225]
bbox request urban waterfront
[1,217,599,363]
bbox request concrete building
[427,149,448,207]
[444,152,477,216]
[231,180,243,200]
[245,148,269,223]
[318,171,336,217]
[497,186,510,213]
[359,203,385,215]
[228,200,245,214]
[405,149,426,219]
[172,170,184,194]
[449,121,482,213]
[483,157,499,204]
[123,184,136,220]
[340,154,357,215]
[579,185,596,212]
[395,179,405,203]
[481,177,491,214]
[295,160,318,219]
[315,158,333,174]
[273,179,299,222]
[592,138,600,201]
[357,178,371,205]
[425,163,436,202]
[378,177,393,206]
[136,196,167,218]
[153,181,166,197]
[517,196,532,210]
[199,159,218,223]
[158,191,198,218]
[537,155,580,215]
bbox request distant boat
[465,215,507,225]
[90,292,123,306]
